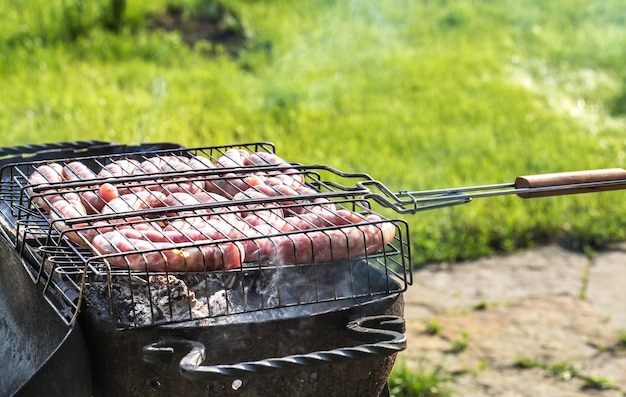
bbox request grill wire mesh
[0,142,411,329]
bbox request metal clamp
[142,314,406,382]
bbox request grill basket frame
[0,141,412,329]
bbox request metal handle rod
[142,315,406,382]
[360,169,626,214]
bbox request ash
[87,261,362,328]
[95,270,282,327]
[148,275,209,322]
[190,271,281,316]
[102,274,209,327]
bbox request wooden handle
[515,168,626,198]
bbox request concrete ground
[399,242,626,397]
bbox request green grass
[1,0,625,265]
[583,375,619,391]
[424,319,443,336]
[447,331,470,354]
[515,357,621,392]
[389,361,451,397]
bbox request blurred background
[1,0,625,265]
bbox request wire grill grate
[0,141,411,328]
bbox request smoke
[103,248,404,328]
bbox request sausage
[232,187,288,231]
[165,217,249,241]
[27,153,398,271]
[193,191,231,205]
[239,223,284,262]
[243,210,288,230]
[98,183,119,203]
[116,225,237,245]
[91,231,185,270]
[163,192,203,208]
[146,179,201,196]
[50,197,87,218]
[260,218,396,264]
[233,183,334,217]
[101,190,168,215]
[29,164,95,246]
[233,188,283,216]
[247,183,332,215]
[204,172,251,198]
[27,163,65,210]
[262,173,305,188]
[209,151,305,197]
[92,230,244,271]
[97,159,144,196]
[162,214,279,265]
[138,155,192,174]
[164,217,265,263]
[187,154,223,194]
[48,197,91,246]
[29,163,64,185]
[214,149,249,168]
[162,191,237,218]
[278,207,358,232]
[137,156,206,196]
[163,192,227,208]
[187,155,215,170]
[97,159,141,178]
[62,161,107,214]
[243,152,305,186]
[62,161,96,181]
[79,219,161,243]
[207,150,255,197]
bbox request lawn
[1,0,625,264]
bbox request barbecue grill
[0,140,624,397]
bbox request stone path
[399,242,626,396]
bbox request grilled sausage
[209,150,307,197]
[98,183,119,203]
[29,163,64,185]
[96,159,145,196]
[243,152,305,186]
[92,230,244,271]
[27,151,398,271]
[187,155,215,170]
[163,216,278,264]
[243,183,334,215]
[79,219,162,243]
[97,159,141,178]
[28,164,93,245]
[187,155,221,193]
[62,161,107,214]
[62,161,95,181]
[260,217,396,264]
[165,217,249,241]
[136,156,207,196]
[101,190,168,215]
[214,149,249,168]
[233,187,283,216]
[137,155,191,174]
[47,197,91,246]
[27,163,65,210]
